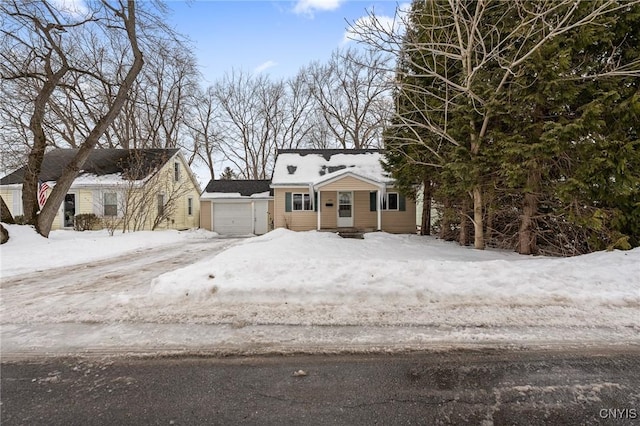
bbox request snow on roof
[71,172,134,186]
[271,150,393,186]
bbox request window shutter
[314,192,319,212]
[369,192,377,211]
[399,195,406,211]
[285,192,292,212]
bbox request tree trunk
[472,186,485,250]
[1,195,15,224]
[459,198,469,246]
[0,223,8,244]
[439,198,452,240]
[37,0,144,237]
[23,70,69,224]
[518,166,540,255]
[420,178,432,236]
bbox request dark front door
[64,194,76,228]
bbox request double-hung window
[103,192,118,216]
[292,193,312,211]
[382,193,399,211]
[174,162,180,182]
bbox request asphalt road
[2,348,639,425]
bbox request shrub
[74,213,100,231]
[13,215,27,225]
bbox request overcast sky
[166,0,406,84]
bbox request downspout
[317,188,321,231]
[377,187,382,231]
[251,200,255,234]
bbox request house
[0,148,201,231]
[200,180,273,235]
[271,149,416,233]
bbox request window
[103,192,117,216]
[187,197,193,216]
[157,194,165,216]
[174,162,180,182]
[383,193,399,211]
[292,193,312,211]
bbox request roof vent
[287,165,297,175]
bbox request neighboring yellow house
[0,148,200,231]
[271,149,416,234]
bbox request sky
[166,0,405,84]
[2,223,639,356]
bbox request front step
[338,229,364,239]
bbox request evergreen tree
[219,166,237,180]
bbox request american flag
[37,181,50,209]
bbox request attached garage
[200,180,273,235]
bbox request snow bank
[149,229,640,309]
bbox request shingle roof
[0,148,180,185]
[204,179,272,196]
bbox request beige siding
[273,187,317,231]
[200,200,213,231]
[382,190,417,233]
[78,190,94,215]
[318,191,337,229]
[319,176,378,192]
[353,191,377,230]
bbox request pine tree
[219,167,237,180]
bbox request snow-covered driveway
[1,237,241,324]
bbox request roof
[0,148,180,185]
[203,179,272,197]
[271,149,392,186]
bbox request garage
[200,180,273,235]
[212,202,253,235]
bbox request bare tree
[186,85,222,181]
[0,0,149,237]
[303,47,392,149]
[212,70,285,179]
[1,0,99,224]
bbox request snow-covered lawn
[1,224,638,356]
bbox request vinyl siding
[200,200,213,231]
[274,187,416,233]
[318,176,378,192]
[319,191,337,229]
[274,187,317,231]
[382,192,417,233]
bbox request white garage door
[212,202,253,235]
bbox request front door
[64,193,76,228]
[337,191,353,228]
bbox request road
[2,348,639,425]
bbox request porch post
[317,189,321,231]
[377,187,382,231]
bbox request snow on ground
[151,228,640,311]
[0,224,216,277]
[1,224,639,356]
